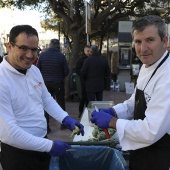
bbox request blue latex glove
[62,116,84,136]
[90,110,113,129]
[99,107,116,117]
[49,141,71,157]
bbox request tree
[1,0,170,99]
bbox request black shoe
[60,124,67,130]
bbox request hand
[49,141,71,157]
[90,110,113,129]
[99,107,116,117]
[62,116,84,136]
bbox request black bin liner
[49,146,129,170]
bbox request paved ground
[0,90,130,170]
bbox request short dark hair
[49,39,60,48]
[132,15,166,41]
[9,25,38,43]
[90,45,99,54]
[84,45,91,50]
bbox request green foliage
[0,0,46,11]
[1,0,170,98]
[1,0,170,41]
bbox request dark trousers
[87,91,103,101]
[45,81,65,127]
[129,134,170,170]
[1,142,51,170]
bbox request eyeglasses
[10,42,40,54]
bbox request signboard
[119,21,132,33]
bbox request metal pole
[87,34,89,45]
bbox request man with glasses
[0,25,84,170]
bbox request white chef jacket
[114,51,170,151]
[0,56,68,152]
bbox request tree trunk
[65,33,80,101]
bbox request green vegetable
[97,131,107,141]
[91,126,117,141]
[88,138,99,142]
[108,128,116,136]
[92,128,99,138]
[70,126,80,139]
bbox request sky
[0,8,43,34]
[13,10,42,31]
[0,8,59,51]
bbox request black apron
[129,53,170,170]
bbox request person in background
[0,25,84,170]
[80,45,110,101]
[0,40,4,63]
[33,57,38,66]
[0,55,2,63]
[90,15,170,170]
[0,49,3,63]
[37,39,69,131]
[75,45,91,119]
[110,51,118,83]
[32,48,41,66]
[166,42,170,53]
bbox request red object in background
[33,58,38,66]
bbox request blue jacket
[37,48,69,82]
